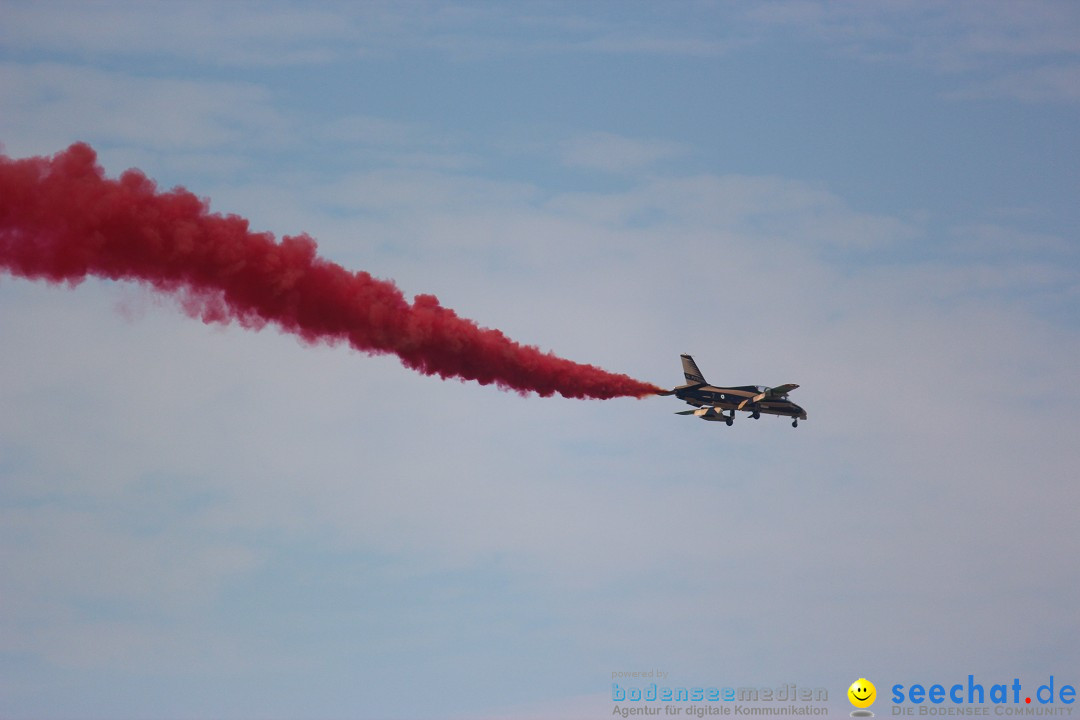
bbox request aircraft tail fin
[680,354,707,385]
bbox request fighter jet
[659,354,807,427]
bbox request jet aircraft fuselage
[662,354,807,427]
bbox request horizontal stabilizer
[670,382,705,392]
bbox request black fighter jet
[660,354,807,427]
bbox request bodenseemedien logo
[609,674,829,717]
[849,678,877,717]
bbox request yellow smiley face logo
[848,678,876,708]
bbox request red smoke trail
[0,143,660,399]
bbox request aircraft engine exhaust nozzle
[0,143,663,400]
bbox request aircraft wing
[770,383,799,396]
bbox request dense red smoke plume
[0,143,660,399]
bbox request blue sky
[2,2,1079,718]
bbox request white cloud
[0,1,357,67]
[746,0,1080,102]
[0,1,738,68]
[949,223,1076,258]
[560,132,688,174]
[0,63,285,157]
[947,63,1080,103]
